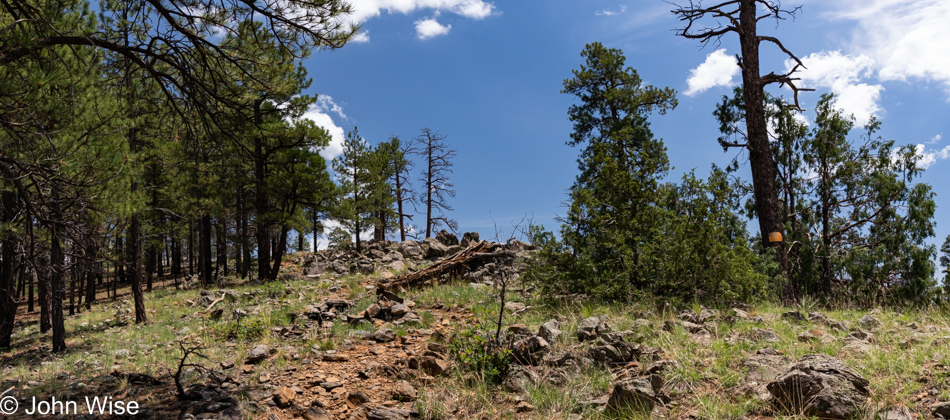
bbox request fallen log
[378,240,500,291]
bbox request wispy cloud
[684,49,739,96]
[596,5,627,16]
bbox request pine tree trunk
[39,260,50,332]
[130,213,147,323]
[50,194,67,352]
[217,221,227,278]
[200,215,213,285]
[737,0,790,300]
[0,190,18,348]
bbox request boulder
[858,314,881,329]
[577,316,607,342]
[460,232,480,247]
[781,311,808,324]
[373,328,396,343]
[391,380,417,402]
[245,345,271,364]
[303,406,332,420]
[366,406,412,420]
[435,230,459,246]
[741,354,788,383]
[878,406,913,420]
[511,336,549,365]
[767,354,870,419]
[273,386,296,408]
[749,328,781,343]
[423,238,448,259]
[538,319,561,343]
[607,377,656,412]
[503,365,539,393]
[419,356,447,376]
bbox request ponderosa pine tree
[559,42,676,298]
[673,0,815,303]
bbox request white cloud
[914,144,950,169]
[596,5,627,16]
[791,51,883,126]
[927,134,943,145]
[302,96,348,161]
[684,49,740,96]
[819,0,950,97]
[316,95,347,120]
[415,17,451,39]
[351,30,371,43]
[344,0,496,25]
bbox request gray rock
[749,328,781,343]
[423,238,448,259]
[511,336,549,365]
[303,406,332,420]
[767,354,870,419]
[366,406,412,420]
[503,365,539,393]
[538,319,561,343]
[781,311,808,324]
[460,232,480,248]
[877,406,913,420]
[246,345,271,364]
[113,349,131,359]
[504,301,526,313]
[435,230,459,246]
[858,314,881,329]
[373,328,396,343]
[607,377,656,412]
[742,354,788,383]
[577,316,606,342]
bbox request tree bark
[0,190,19,348]
[736,0,790,300]
[200,214,213,285]
[130,213,147,323]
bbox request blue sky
[300,0,950,252]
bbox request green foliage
[717,91,938,305]
[214,317,266,341]
[532,43,765,304]
[448,325,512,385]
[448,303,512,385]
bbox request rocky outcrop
[767,354,870,419]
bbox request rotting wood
[378,240,498,291]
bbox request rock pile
[287,230,536,284]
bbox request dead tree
[416,128,457,238]
[671,0,814,303]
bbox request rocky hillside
[2,231,950,420]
